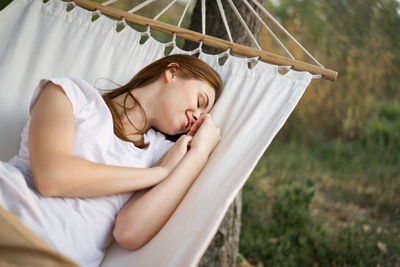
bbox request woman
[0,54,223,267]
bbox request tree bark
[184,0,263,54]
[184,1,264,266]
[198,192,242,267]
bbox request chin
[156,125,180,136]
[162,128,185,142]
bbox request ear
[164,63,180,83]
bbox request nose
[193,110,201,121]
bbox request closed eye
[198,93,208,109]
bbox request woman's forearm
[31,154,167,198]
[113,147,209,250]
[29,83,168,198]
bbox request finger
[200,113,212,121]
[176,135,192,146]
[187,123,199,136]
[178,135,192,151]
[188,117,205,136]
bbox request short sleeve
[146,129,175,164]
[29,77,87,116]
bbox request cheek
[155,103,180,131]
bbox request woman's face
[151,72,216,135]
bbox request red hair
[102,54,223,148]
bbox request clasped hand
[155,114,221,175]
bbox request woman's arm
[113,114,221,250]
[29,83,170,198]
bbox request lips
[183,111,191,131]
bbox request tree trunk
[198,192,242,267]
[184,1,264,266]
[184,0,263,54]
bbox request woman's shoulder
[48,77,98,97]
[30,77,101,115]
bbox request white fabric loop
[247,56,260,63]
[91,10,102,18]
[115,17,127,28]
[278,65,292,71]
[66,1,76,8]
[164,33,177,50]
[189,41,203,55]
[312,74,323,79]
[217,47,231,59]
[140,25,151,37]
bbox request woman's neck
[111,91,150,138]
[111,78,163,139]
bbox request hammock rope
[102,0,118,6]
[216,0,233,43]
[201,0,206,35]
[68,0,337,81]
[250,0,324,68]
[243,0,294,60]
[153,0,179,21]
[177,0,193,28]
[226,0,262,50]
[127,0,156,14]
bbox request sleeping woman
[0,54,223,267]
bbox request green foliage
[269,178,315,236]
[362,102,400,163]
[266,177,317,266]
[241,176,317,266]
[240,138,400,266]
[0,0,13,11]
[262,0,400,141]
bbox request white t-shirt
[1,77,174,267]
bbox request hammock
[0,0,326,266]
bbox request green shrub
[266,177,316,266]
[361,102,400,163]
[240,177,317,266]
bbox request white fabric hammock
[0,0,312,266]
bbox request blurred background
[1,0,399,265]
[239,1,400,266]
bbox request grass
[239,126,400,266]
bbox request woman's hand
[155,135,192,174]
[188,114,221,156]
[114,114,221,250]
